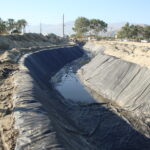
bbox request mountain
[99,22,126,37]
[26,22,74,36]
[26,22,126,37]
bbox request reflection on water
[52,66,95,103]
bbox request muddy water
[51,65,95,103]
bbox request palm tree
[7,19,16,33]
[0,18,7,34]
[16,19,27,34]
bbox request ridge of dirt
[0,44,74,149]
[0,62,18,150]
[86,40,150,68]
[0,33,72,149]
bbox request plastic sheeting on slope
[13,45,150,150]
[13,46,84,150]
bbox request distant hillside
[26,22,74,36]
[99,22,126,37]
[27,22,147,37]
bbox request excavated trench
[13,46,150,150]
[50,59,95,104]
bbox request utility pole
[63,14,65,37]
[40,22,42,34]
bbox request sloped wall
[79,42,150,137]
[13,44,150,150]
[13,46,84,150]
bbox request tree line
[0,18,27,34]
[72,17,107,38]
[117,23,150,40]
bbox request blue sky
[0,0,150,25]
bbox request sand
[0,62,18,150]
[87,40,150,68]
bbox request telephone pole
[40,22,42,34]
[63,14,65,37]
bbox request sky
[0,0,150,25]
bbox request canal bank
[13,45,150,150]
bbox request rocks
[0,68,14,79]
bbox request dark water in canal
[52,65,95,103]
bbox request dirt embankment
[14,42,150,150]
[0,33,69,150]
[85,40,150,68]
[2,37,150,149]
[13,46,84,150]
[0,33,65,50]
[78,41,150,140]
[0,62,18,150]
[0,33,69,63]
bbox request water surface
[52,66,95,103]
